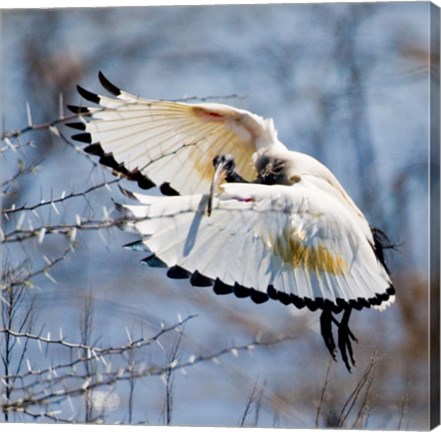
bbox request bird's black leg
[320,309,337,361]
[337,308,358,372]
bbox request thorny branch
[1,112,79,142]
[2,217,127,244]
[1,315,196,362]
[1,314,293,419]
[2,178,120,216]
[1,248,72,290]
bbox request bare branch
[315,360,333,428]
[3,178,120,216]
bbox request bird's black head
[212,154,236,173]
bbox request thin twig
[337,351,378,427]
[315,359,333,427]
[3,178,120,215]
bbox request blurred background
[1,3,438,428]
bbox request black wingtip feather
[349,299,364,311]
[137,176,156,190]
[167,266,191,279]
[77,85,101,104]
[141,255,167,268]
[305,298,319,312]
[290,294,306,309]
[84,144,104,156]
[233,284,251,298]
[100,153,126,172]
[98,71,121,96]
[83,145,156,189]
[190,271,213,287]
[127,169,156,190]
[277,292,291,305]
[386,285,395,295]
[213,279,234,295]
[66,122,86,131]
[67,104,90,115]
[123,240,149,252]
[250,289,269,304]
[160,182,180,196]
[267,285,278,300]
[72,133,92,143]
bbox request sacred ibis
[68,72,395,372]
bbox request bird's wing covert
[118,181,395,311]
[68,72,280,195]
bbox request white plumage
[68,72,395,371]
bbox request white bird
[68,72,395,372]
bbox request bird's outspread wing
[118,181,395,312]
[67,73,396,370]
[68,72,282,195]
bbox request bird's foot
[320,308,358,372]
[337,308,358,372]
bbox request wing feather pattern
[69,72,282,194]
[118,181,394,311]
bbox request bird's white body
[69,73,395,370]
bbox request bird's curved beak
[207,160,228,217]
